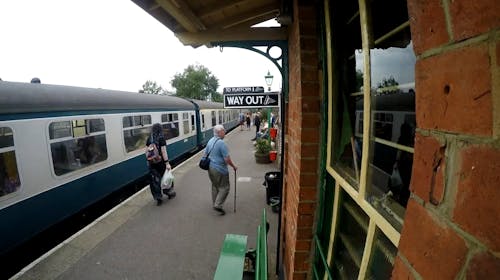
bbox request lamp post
[264,70,274,132]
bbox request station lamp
[265,70,274,92]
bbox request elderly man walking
[204,125,237,215]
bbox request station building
[132,0,499,279]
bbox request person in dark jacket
[145,123,174,206]
[251,112,261,141]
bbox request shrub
[255,138,272,154]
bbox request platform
[12,127,280,280]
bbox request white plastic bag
[161,169,174,190]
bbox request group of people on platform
[145,110,277,214]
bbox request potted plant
[255,138,272,164]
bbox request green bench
[214,209,268,280]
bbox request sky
[0,0,283,93]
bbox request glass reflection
[367,42,416,231]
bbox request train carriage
[0,81,238,256]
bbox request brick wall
[395,0,500,279]
[281,0,321,279]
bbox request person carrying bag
[199,139,219,170]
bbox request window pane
[0,151,21,196]
[123,127,150,153]
[191,115,195,131]
[331,190,367,279]
[211,111,216,126]
[0,127,14,148]
[123,116,134,128]
[49,121,72,139]
[366,2,415,232]
[328,0,363,188]
[88,118,105,133]
[367,228,397,279]
[51,134,107,176]
[162,122,179,140]
[142,115,151,125]
[183,120,189,135]
[72,119,86,138]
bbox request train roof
[187,98,224,110]
[0,82,195,115]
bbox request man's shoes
[156,199,163,206]
[250,138,256,141]
[213,207,226,215]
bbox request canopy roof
[131,0,289,47]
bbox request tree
[211,92,223,102]
[141,80,163,95]
[170,64,219,100]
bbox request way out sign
[224,93,279,108]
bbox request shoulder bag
[199,139,219,170]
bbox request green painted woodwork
[256,209,268,280]
[214,234,248,280]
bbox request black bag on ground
[199,139,219,170]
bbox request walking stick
[234,169,237,213]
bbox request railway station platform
[12,127,280,280]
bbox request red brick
[302,113,320,128]
[301,66,318,81]
[453,146,500,251]
[391,256,416,280]
[299,174,317,188]
[297,214,314,227]
[449,0,500,41]
[298,201,315,214]
[299,158,318,173]
[295,239,312,251]
[407,0,449,55]
[300,37,318,52]
[296,227,313,239]
[301,96,320,111]
[410,134,445,203]
[300,82,320,97]
[416,44,492,135]
[292,272,307,280]
[497,41,500,67]
[300,129,320,143]
[300,143,319,157]
[467,251,500,279]
[399,200,468,279]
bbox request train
[0,81,240,256]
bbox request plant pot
[270,128,277,140]
[255,152,271,164]
[269,150,277,161]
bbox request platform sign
[223,86,264,94]
[224,93,279,108]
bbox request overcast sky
[0,0,283,93]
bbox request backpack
[147,137,162,164]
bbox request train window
[123,115,151,128]
[0,127,21,197]
[211,111,216,126]
[201,114,206,129]
[218,111,222,124]
[123,115,152,153]
[160,113,179,140]
[49,119,108,176]
[191,114,195,131]
[182,113,190,135]
[49,121,72,139]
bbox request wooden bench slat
[214,234,248,280]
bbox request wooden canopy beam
[176,26,287,46]
[155,0,206,32]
